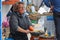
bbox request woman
[9,2,33,40]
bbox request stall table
[30,36,55,40]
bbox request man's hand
[49,6,54,13]
[50,6,54,10]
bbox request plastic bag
[2,17,9,27]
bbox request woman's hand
[25,30,30,34]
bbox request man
[44,0,60,40]
[9,2,33,40]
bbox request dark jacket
[9,12,32,40]
[44,0,60,12]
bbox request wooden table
[30,36,54,40]
[39,37,54,40]
[30,36,40,40]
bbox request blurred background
[2,0,55,40]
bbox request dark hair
[13,2,24,12]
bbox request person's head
[13,2,25,14]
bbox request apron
[9,32,28,40]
